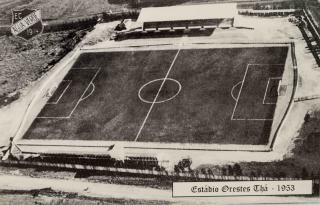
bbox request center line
[134,48,181,142]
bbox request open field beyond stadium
[23,46,290,146]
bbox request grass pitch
[23,46,289,145]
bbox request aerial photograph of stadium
[0,0,320,204]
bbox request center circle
[138,78,182,104]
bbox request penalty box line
[262,77,282,105]
[66,67,101,118]
[134,49,181,142]
[230,64,250,120]
[37,68,101,119]
[47,80,72,105]
[231,64,284,121]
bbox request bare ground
[0,30,87,108]
[235,102,320,179]
[0,0,128,23]
[0,193,168,205]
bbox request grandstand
[137,3,237,31]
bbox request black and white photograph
[0,0,320,204]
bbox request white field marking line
[262,78,271,105]
[70,68,99,70]
[46,80,72,105]
[231,63,283,121]
[37,116,70,119]
[37,68,101,119]
[230,64,250,120]
[67,68,101,118]
[277,79,283,96]
[79,83,95,102]
[134,49,181,142]
[231,118,273,121]
[248,64,285,66]
[44,69,97,105]
[138,78,182,104]
[262,77,282,105]
[230,81,243,101]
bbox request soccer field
[23,45,290,146]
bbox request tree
[301,167,309,179]
[201,168,207,176]
[279,171,287,178]
[250,171,256,179]
[174,165,180,174]
[257,169,262,177]
[129,0,139,9]
[194,170,200,179]
[227,165,234,176]
[264,172,271,178]
[233,164,242,176]
[177,158,192,173]
[304,112,311,123]
[222,167,227,176]
[208,169,214,177]
[317,169,320,179]
[310,171,315,179]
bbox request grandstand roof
[137,3,237,23]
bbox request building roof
[137,3,237,23]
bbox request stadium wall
[143,18,229,30]
[11,43,295,158]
